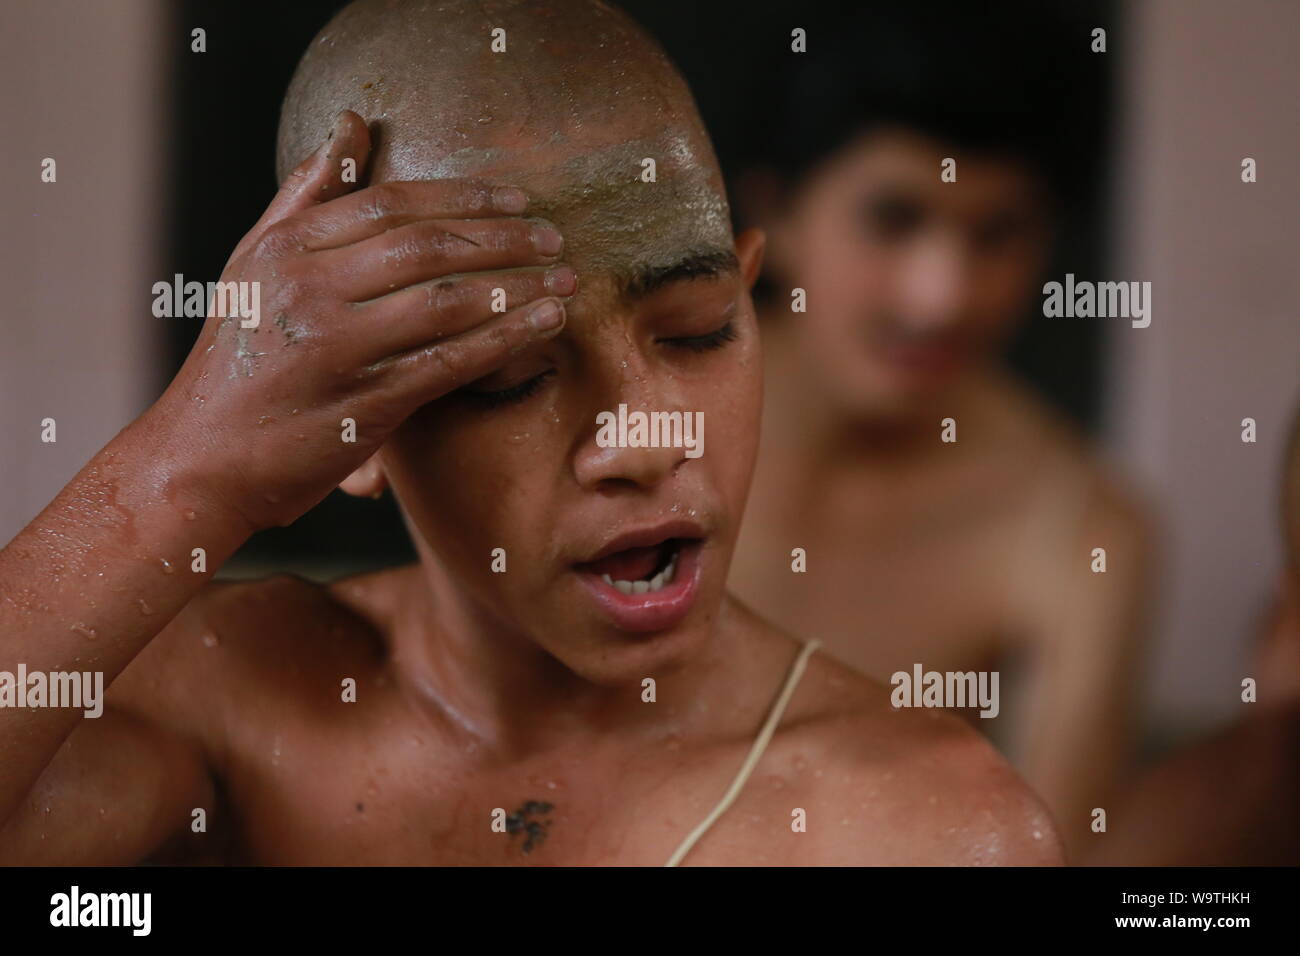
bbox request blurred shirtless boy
[729,3,1152,855]
[0,0,1059,866]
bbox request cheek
[969,253,1042,325]
[382,416,554,574]
[795,212,892,321]
[706,331,763,493]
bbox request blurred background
[2,0,1296,763]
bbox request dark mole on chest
[506,800,555,854]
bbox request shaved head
[277,0,732,279]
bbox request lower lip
[574,541,703,634]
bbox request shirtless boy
[728,3,1151,857]
[0,0,1060,866]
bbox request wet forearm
[0,401,249,823]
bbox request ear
[734,166,793,280]
[735,227,767,289]
[339,454,388,499]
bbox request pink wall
[0,0,170,544]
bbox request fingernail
[528,298,564,332]
[532,224,563,256]
[545,264,577,296]
[493,187,528,214]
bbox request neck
[388,536,760,756]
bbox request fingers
[353,264,577,358]
[232,111,371,262]
[288,179,531,251]
[263,111,371,226]
[324,217,565,302]
[377,297,568,407]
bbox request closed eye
[462,368,555,408]
[658,320,738,353]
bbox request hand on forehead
[383,132,732,278]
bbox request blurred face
[375,123,764,685]
[770,128,1052,418]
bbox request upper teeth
[602,552,679,596]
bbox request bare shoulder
[110,569,391,737]
[780,647,1064,865]
[724,606,1062,864]
[991,372,1152,522]
[978,373,1156,589]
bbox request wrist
[129,397,260,545]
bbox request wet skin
[0,0,1063,865]
[0,123,1061,865]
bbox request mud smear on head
[277,0,733,278]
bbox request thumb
[249,110,372,238]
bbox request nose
[572,359,692,493]
[894,231,970,331]
[574,433,688,491]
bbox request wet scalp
[278,0,708,182]
[276,0,732,276]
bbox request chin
[834,365,960,422]
[547,612,714,687]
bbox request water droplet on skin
[793,755,808,772]
[271,736,282,766]
[506,432,529,444]
[160,558,175,574]
[1032,830,1043,841]
[202,632,221,648]
[137,599,153,615]
[546,780,558,790]
[257,415,274,426]
[183,509,196,521]
[70,623,97,640]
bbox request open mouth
[573,528,705,633]
[586,538,684,595]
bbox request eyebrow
[622,248,740,300]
